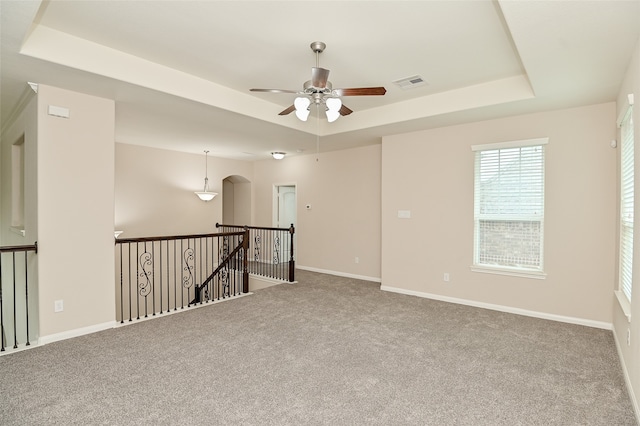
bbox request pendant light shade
[194,150,218,201]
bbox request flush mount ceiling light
[251,42,386,123]
[271,152,286,160]
[194,150,218,202]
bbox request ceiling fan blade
[334,87,387,96]
[250,88,298,94]
[278,105,296,116]
[339,104,353,116]
[311,67,330,88]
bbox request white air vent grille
[392,75,427,89]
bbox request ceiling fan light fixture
[295,109,310,121]
[326,97,342,111]
[325,97,342,122]
[252,42,386,122]
[294,96,311,121]
[326,109,340,123]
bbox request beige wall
[222,179,235,224]
[115,143,253,238]
[36,85,116,339]
[253,145,381,280]
[613,36,640,418]
[382,103,617,325]
[234,182,251,225]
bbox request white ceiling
[1,0,639,160]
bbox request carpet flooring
[0,270,636,425]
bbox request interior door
[275,185,296,263]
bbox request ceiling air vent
[392,75,427,90]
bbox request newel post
[242,227,249,293]
[289,224,295,282]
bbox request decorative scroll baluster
[273,234,280,265]
[138,243,153,318]
[183,246,194,292]
[114,231,250,323]
[254,234,261,261]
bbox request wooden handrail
[115,231,244,244]
[197,238,245,291]
[216,223,294,233]
[216,223,295,282]
[0,243,37,254]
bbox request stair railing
[216,223,295,282]
[115,230,248,323]
[0,243,38,351]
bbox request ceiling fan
[250,41,386,122]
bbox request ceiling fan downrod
[310,41,326,68]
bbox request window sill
[615,290,632,323]
[470,265,546,280]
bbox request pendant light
[194,150,218,201]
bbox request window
[472,138,547,277]
[619,97,634,303]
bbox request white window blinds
[619,104,634,301]
[472,139,547,273]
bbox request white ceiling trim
[323,74,535,136]
[20,21,534,139]
[21,24,310,133]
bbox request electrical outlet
[54,300,64,313]
[355,257,360,264]
[444,273,450,282]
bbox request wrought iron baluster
[173,240,178,311]
[24,251,30,346]
[159,241,163,314]
[138,241,153,318]
[135,243,140,319]
[183,239,194,306]
[12,252,17,349]
[204,236,210,302]
[151,242,156,316]
[167,240,171,311]
[128,243,133,322]
[273,233,280,266]
[0,253,4,352]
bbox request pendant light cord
[204,150,209,191]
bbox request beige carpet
[0,270,636,425]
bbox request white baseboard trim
[296,265,381,283]
[612,327,640,424]
[380,285,612,330]
[116,293,252,326]
[250,274,294,291]
[38,320,118,346]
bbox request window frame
[616,94,634,321]
[471,138,548,279]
